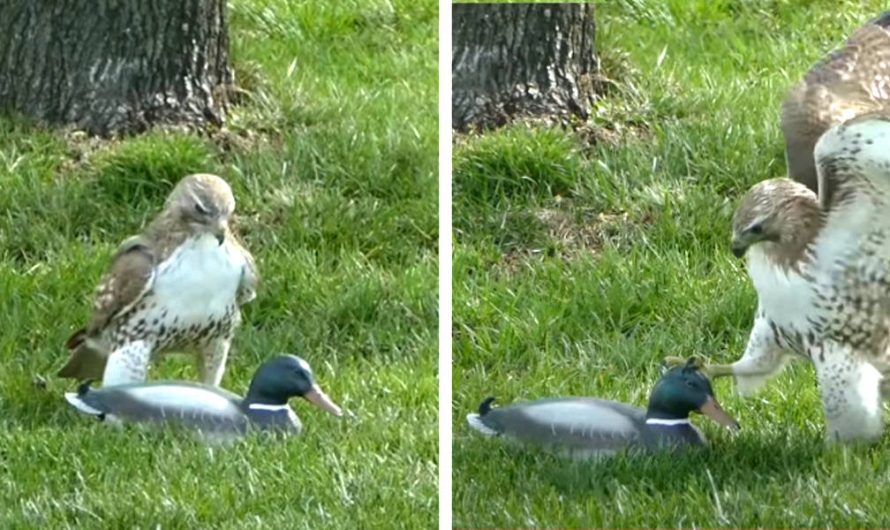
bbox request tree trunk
[0,0,231,136]
[452,3,597,132]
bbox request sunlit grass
[0,1,437,528]
[453,1,890,527]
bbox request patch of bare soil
[498,200,649,275]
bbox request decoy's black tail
[478,396,496,416]
[76,379,95,397]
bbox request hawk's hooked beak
[213,219,227,245]
[731,239,748,258]
[730,231,754,259]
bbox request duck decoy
[64,354,342,441]
[466,359,739,459]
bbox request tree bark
[452,3,597,132]
[0,0,231,136]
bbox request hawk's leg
[663,320,789,395]
[813,345,883,444]
[198,338,231,386]
[663,356,735,379]
[103,340,152,386]
[663,354,786,393]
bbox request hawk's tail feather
[65,329,87,351]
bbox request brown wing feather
[58,236,155,379]
[58,237,156,380]
[85,236,156,334]
[229,230,259,304]
[781,18,890,197]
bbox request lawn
[452,1,890,528]
[0,1,437,528]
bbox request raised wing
[781,16,890,197]
[811,115,890,368]
[813,114,890,216]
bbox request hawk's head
[731,178,818,259]
[165,174,236,245]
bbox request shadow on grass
[543,435,825,495]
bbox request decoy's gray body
[65,354,342,441]
[467,361,739,459]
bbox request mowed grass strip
[453,1,890,528]
[0,1,437,528]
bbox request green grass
[0,0,436,528]
[453,0,890,527]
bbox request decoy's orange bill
[304,385,343,417]
[698,395,740,432]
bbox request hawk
[683,114,890,443]
[665,12,890,443]
[58,174,259,387]
[782,11,890,194]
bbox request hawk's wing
[229,231,258,305]
[814,113,890,221]
[781,15,890,198]
[58,236,156,380]
[811,114,890,365]
[85,235,157,334]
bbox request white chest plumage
[151,234,246,322]
[105,233,247,354]
[100,234,248,385]
[747,247,819,338]
[747,199,890,359]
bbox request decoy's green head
[647,359,739,431]
[246,354,342,416]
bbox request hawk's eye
[748,223,763,235]
[195,203,210,216]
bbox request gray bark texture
[0,0,231,136]
[452,3,597,132]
